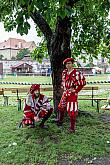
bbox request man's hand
[69,88,76,93]
[34,116,40,122]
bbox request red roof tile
[0,38,36,50]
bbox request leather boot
[57,110,65,126]
[39,108,53,129]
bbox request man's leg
[57,110,65,126]
[69,114,76,133]
[57,93,67,125]
[39,108,53,128]
[67,101,78,133]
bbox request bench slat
[79,98,107,100]
[11,88,29,93]
[82,86,98,90]
[0,90,4,95]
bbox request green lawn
[1,73,110,83]
[0,102,110,165]
[0,73,110,88]
[0,74,110,164]
[0,75,52,88]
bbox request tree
[11,56,16,60]
[0,0,109,113]
[0,54,4,60]
[17,48,30,60]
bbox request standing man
[21,84,53,129]
[57,58,86,133]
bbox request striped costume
[21,84,53,127]
[58,68,86,116]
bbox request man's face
[34,89,40,98]
[65,61,73,69]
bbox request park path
[57,156,110,165]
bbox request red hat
[63,57,75,65]
[30,84,40,94]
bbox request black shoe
[29,124,35,128]
[57,121,63,126]
[68,128,75,133]
[39,124,48,129]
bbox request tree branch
[31,11,53,42]
[51,0,80,56]
[67,0,80,7]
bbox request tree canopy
[0,0,109,61]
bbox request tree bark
[50,16,72,113]
[30,0,78,114]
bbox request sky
[0,19,42,45]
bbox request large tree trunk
[31,0,78,114]
[49,16,72,114]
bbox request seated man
[21,84,53,128]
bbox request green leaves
[31,40,48,63]
[71,0,110,61]
[0,0,110,62]
[17,48,30,60]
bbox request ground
[58,113,110,165]
[58,156,110,165]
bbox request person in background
[57,57,86,133]
[21,84,53,129]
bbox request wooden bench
[78,86,107,112]
[0,87,53,110]
[0,88,24,106]
[0,89,5,105]
[0,86,107,112]
[0,88,13,106]
[79,98,107,113]
[78,86,98,106]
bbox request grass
[0,73,110,88]
[0,74,110,164]
[0,103,110,165]
[0,75,52,88]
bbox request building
[11,62,33,75]
[0,38,36,60]
[0,63,3,78]
[0,58,51,76]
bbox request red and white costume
[58,68,86,116]
[58,57,86,132]
[22,84,53,126]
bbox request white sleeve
[25,94,33,106]
[42,95,51,109]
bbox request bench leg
[4,96,8,106]
[17,99,21,111]
[96,100,100,113]
[92,99,94,106]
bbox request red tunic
[58,68,86,116]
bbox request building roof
[0,38,36,50]
[22,54,33,61]
[11,62,33,68]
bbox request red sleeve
[24,104,31,111]
[75,71,86,93]
[61,69,67,89]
